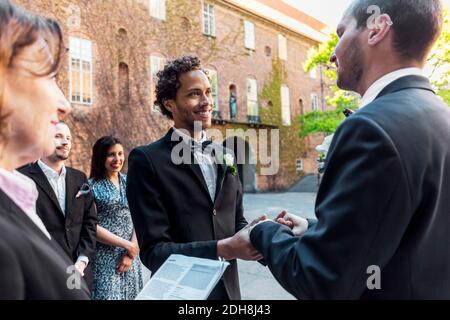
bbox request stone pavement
[239,192,317,300]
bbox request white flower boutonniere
[75,183,91,199]
[223,153,238,176]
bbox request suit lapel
[29,163,65,216]
[214,163,226,202]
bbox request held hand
[217,214,268,261]
[275,210,308,236]
[125,241,139,258]
[117,255,133,273]
[74,261,87,277]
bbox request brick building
[16,0,331,191]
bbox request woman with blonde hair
[0,0,89,299]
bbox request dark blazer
[251,75,450,299]
[19,163,97,289]
[0,189,90,299]
[126,128,247,300]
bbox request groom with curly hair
[126,55,262,300]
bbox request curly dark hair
[154,55,205,119]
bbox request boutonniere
[75,183,91,199]
[223,153,237,176]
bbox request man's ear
[163,99,175,113]
[368,14,394,46]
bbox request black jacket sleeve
[77,173,97,262]
[126,148,218,273]
[250,115,412,299]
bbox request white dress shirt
[37,160,89,266]
[174,128,218,201]
[0,167,51,239]
[359,68,424,109]
[38,160,67,214]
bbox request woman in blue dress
[88,136,143,300]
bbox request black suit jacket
[251,75,450,299]
[0,189,90,299]
[126,128,247,300]
[19,163,97,288]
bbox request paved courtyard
[239,192,317,300]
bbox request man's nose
[329,52,337,64]
[200,93,212,107]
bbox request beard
[51,150,69,161]
[55,153,69,161]
[336,36,364,92]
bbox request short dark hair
[89,136,123,180]
[348,0,443,62]
[154,55,204,119]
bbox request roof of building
[223,0,330,43]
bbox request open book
[136,254,229,300]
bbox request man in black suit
[126,56,262,300]
[243,0,450,299]
[20,122,97,289]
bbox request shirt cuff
[76,255,89,266]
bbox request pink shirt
[0,167,51,239]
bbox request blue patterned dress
[88,173,143,300]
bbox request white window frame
[205,69,219,111]
[202,3,216,37]
[246,78,259,117]
[296,159,304,172]
[149,0,166,21]
[281,85,291,126]
[69,37,93,105]
[244,20,255,50]
[309,66,317,79]
[150,55,166,111]
[311,93,319,111]
[278,34,287,61]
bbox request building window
[244,20,255,50]
[229,84,237,121]
[149,0,166,20]
[205,68,220,118]
[311,93,319,111]
[309,66,317,79]
[150,55,166,111]
[119,62,130,106]
[69,37,92,105]
[296,159,304,172]
[246,78,259,122]
[203,3,215,37]
[281,85,291,126]
[278,34,287,61]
